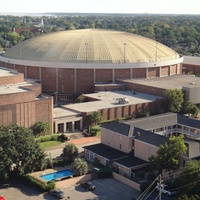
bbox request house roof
[133,127,169,147]
[124,112,178,129]
[101,121,131,136]
[83,143,148,168]
[83,143,128,160]
[124,112,200,131]
[177,114,200,129]
[115,154,148,168]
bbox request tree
[0,124,46,183]
[149,135,187,175]
[71,158,88,176]
[62,143,78,162]
[176,160,200,197]
[89,111,102,126]
[184,101,199,118]
[165,89,184,113]
[33,121,50,136]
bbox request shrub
[53,158,66,167]
[98,168,113,178]
[35,134,68,143]
[57,134,69,142]
[21,175,55,192]
[90,126,100,136]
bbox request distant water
[0,13,54,17]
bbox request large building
[0,29,183,100]
[0,67,53,133]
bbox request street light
[85,43,88,63]
[155,42,158,62]
[124,43,127,63]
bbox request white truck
[156,183,176,197]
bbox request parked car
[156,183,176,197]
[80,181,96,191]
[50,189,66,199]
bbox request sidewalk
[68,136,100,145]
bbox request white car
[156,183,176,197]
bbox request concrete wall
[134,140,158,162]
[101,129,132,153]
[113,172,140,191]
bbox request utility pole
[158,174,162,200]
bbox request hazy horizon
[0,0,200,15]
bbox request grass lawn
[39,141,62,149]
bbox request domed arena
[0,29,183,99]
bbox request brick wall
[115,69,130,80]
[0,73,24,85]
[161,66,169,76]
[182,64,200,74]
[15,64,26,74]
[41,67,57,93]
[132,68,146,78]
[96,69,113,83]
[95,84,126,92]
[27,66,40,80]
[58,68,75,94]
[0,91,35,106]
[124,82,166,97]
[148,67,159,78]
[76,69,94,95]
[35,97,53,133]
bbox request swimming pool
[40,169,74,182]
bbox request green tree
[149,135,187,176]
[176,160,200,197]
[89,111,102,126]
[76,94,86,103]
[33,121,50,136]
[0,124,46,183]
[71,158,88,176]
[62,143,78,162]
[184,101,199,118]
[165,89,184,113]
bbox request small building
[83,113,200,181]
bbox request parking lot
[0,178,140,200]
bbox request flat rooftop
[63,90,161,113]
[122,74,200,89]
[54,107,81,118]
[183,56,200,65]
[0,82,35,95]
[0,68,18,77]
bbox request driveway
[0,178,140,200]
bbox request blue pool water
[40,169,74,182]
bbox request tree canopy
[149,135,187,175]
[165,89,184,113]
[71,158,88,176]
[62,143,78,162]
[89,111,102,126]
[183,101,199,118]
[0,124,46,182]
[176,160,200,197]
[33,121,50,136]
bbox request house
[83,113,200,181]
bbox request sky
[0,0,200,15]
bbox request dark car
[50,189,66,199]
[80,181,96,191]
